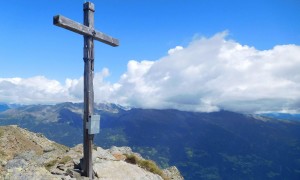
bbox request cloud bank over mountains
[1,32,300,113]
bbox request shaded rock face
[0,126,183,180]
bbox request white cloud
[168,46,183,55]
[0,69,110,105]
[0,76,73,104]
[107,32,300,113]
[1,32,300,113]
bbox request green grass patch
[59,156,72,164]
[44,159,58,171]
[0,128,4,137]
[44,156,72,171]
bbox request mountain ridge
[1,103,300,179]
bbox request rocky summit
[0,125,183,180]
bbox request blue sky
[1,0,299,82]
[1,0,300,113]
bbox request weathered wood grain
[53,15,119,47]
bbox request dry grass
[53,142,69,152]
[44,155,72,171]
[125,154,169,180]
[0,128,4,137]
[44,159,58,171]
[0,126,44,161]
[0,149,6,159]
[59,156,72,164]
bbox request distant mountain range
[0,104,9,112]
[260,113,300,122]
[1,102,300,180]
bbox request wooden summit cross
[53,2,119,178]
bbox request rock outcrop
[0,125,183,180]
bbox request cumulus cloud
[1,32,300,113]
[108,32,300,113]
[0,76,73,104]
[0,69,110,105]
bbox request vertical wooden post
[83,2,94,178]
[53,2,119,178]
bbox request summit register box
[87,115,100,134]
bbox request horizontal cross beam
[53,15,119,47]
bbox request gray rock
[43,146,55,153]
[93,147,116,161]
[73,158,80,168]
[66,169,82,179]
[5,158,28,169]
[108,146,143,159]
[4,166,58,180]
[1,160,7,166]
[163,166,184,180]
[15,150,37,161]
[57,164,66,171]
[50,168,65,175]
[109,146,133,155]
[93,161,163,180]
[61,175,76,180]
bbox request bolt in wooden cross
[53,2,119,178]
